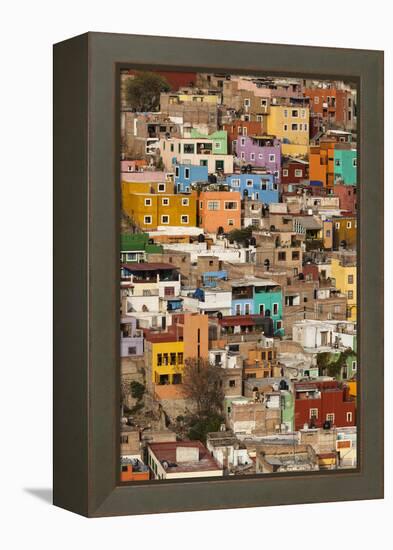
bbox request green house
[190,129,228,155]
[334,148,357,185]
[120,233,162,263]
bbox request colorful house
[330,258,357,321]
[159,137,234,174]
[189,129,228,155]
[226,173,279,203]
[120,233,163,263]
[230,278,283,334]
[224,120,264,154]
[332,216,357,250]
[294,380,356,430]
[265,104,310,156]
[234,136,281,178]
[174,163,208,193]
[122,182,197,230]
[334,148,357,185]
[144,312,209,386]
[198,191,242,233]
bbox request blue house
[174,163,209,193]
[225,173,279,204]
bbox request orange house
[120,459,150,482]
[304,88,353,128]
[309,142,336,188]
[198,191,241,233]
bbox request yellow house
[146,339,184,385]
[266,105,310,156]
[122,182,197,230]
[331,258,357,321]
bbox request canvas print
[119,70,357,482]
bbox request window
[237,126,243,135]
[214,142,221,149]
[207,201,220,211]
[240,152,245,160]
[175,166,179,177]
[225,201,238,210]
[181,215,189,224]
[244,98,250,107]
[158,183,166,192]
[299,123,303,131]
[291,123,298,131]
[292,109,299,117]
[283,109,288,118]
[177,353,184,364]
[348,290,354,300]
[314,96,319,104]
[353,158,357,167]
[348,274,354,284]
[335,159,341,166]
[246,179,253,187]
[261,99,268,107]
[278,251,286,261]
[258,153,263,160]
[235,304,241,315]
[256,115,263,122]
[294,169,302,177]
[144,198,152,206]
[231,178,240,187]
[242,127,247,136]
[228,219,234,226]
[157,353,162,366]
[127,346,137,355]
[346,412,353,423]
[347,221,352,229]
[309,408,318,419]
[273,303,278,315]
[269,154,275,163]
[335,222,340,229]
[283,124,288,131]
[244,303,251,315]
[304,123,308,131]
[326,413,335,424]
[276,321,283,330]
[301,109,306,118]
[292,251,300,260]
[144,215,152,224]
[184,167,190,179]
[181,198,190,208]
[183,143,195,154]
[162,198,169,206]
[229,380,236,387]
[283,169,289,177]
[120,435,129,444]
[240,137,246,146]
[161,215,169,224]
[250,153,255,161]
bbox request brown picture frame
[53,32,384,517]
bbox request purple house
[236,136,281,181]
[120,316,144,357]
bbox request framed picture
[53,33,383,517]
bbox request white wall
[3,2,391,549]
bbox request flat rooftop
[149,441,222,474]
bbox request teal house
[334,148,357,185]
[190,129,228,155]
[231,277,283,336]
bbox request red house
[294,380,356,430]
[333,184,357,214]
[281,158,309,187]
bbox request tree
[124,72,171,112]
[182,358,224,417]
[227,225,253,244]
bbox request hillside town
[119,70,358,481]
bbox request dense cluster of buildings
[119,71,357,482]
